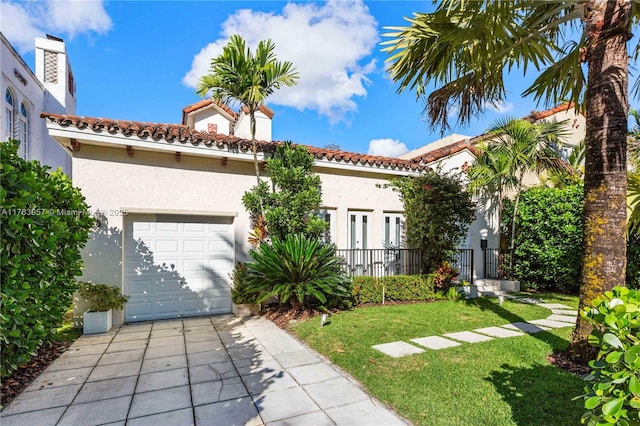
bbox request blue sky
[3,1,634,157]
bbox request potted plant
[78,282,129,334]
[456,280,479,299]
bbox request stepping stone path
[372,296,576,357]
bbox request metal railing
[483,248,513,279]
[336,248,422,277]
[451,248,474,283]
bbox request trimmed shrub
[511,185,583,292]
[77,282,129,312]
[576,287,640,425]
[244,234,351,310]
[351,275,436,305]
[1,140,94,377]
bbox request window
[5,88,14,141]
[317,208,336,244]
[18,102,29,159]
[383,213,405,248]
[348,211,370,249]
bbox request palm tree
[383,1,636,357]
[468,118,568,270]
[542,139,586,188]
[196,35,299,185]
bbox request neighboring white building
[1,33,75,175]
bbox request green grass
[512,291,580,309]
[52,307,81,343]
[291,296,584,426]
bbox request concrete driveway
[1,315,408,426]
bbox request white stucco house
[1,33,76,175]
[42,98,584,325]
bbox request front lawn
[291,296,584,425]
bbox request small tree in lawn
[242,141,327,242]
[387,169,475,274]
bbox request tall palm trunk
[249,108,265,218]
[508,172,526,275]
[570,0,630,360]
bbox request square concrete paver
[194,396,262,426]
[187,349,230,366]
[552,309,579,316]
[273,350,320,368]
[2,384,81,415]
[57,395,132,426]
[140,354,187,374]
[546,314,576,324]
[43,353,101,371]
[119,323,152,333]
[252,386,320,423]
[147,336,184,348]
[98,348,145,366]
[135,367,189,392]
[411,336,461,350]
[189,362,238,384]
[74,376,137,404]
[288,363,342,385]
[538,303,574,310]
[443,331,494,343]
[372,341,425,357]
[325,399,407,426]
[501,322,549,333]
[529,319,574,328]
[303,377,369,409]
[126,408,194,426]
[192,377,248,406]
[144,344,185,359]
[242,370,298,395]
[267,410,334,426]
[474,326,525,338]
[87,361,141,382]
[0,406,66,426]
[29,367,92,389]
[128,385,191,419]
[111,331,150,343]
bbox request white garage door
[124,214,234,322]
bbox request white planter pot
[83,309,112,334]
[456,286,479,299]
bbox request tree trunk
[250,109,261,185]
[508,174,525,275]
[570,0,630,362]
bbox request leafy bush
[1,140,94,377]
[386,170,475,273]
[230,262,257,304]
[244,234,350,310]
[78,282,129,312]
[243,142,327,241]
[351,275,436,305]
[433,261,458,291]
[575,287,640,425]
[510,185,583,292]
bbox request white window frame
[18,102,29,159]
[348,211,371,250]
[5,88,15,141]
[318,208,337,244]
[383,213,405,249]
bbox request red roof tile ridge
[41,113,425,171]
[182,99,238,120]
[240,104,275,119]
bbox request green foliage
[433,261,458,291]
[77,282,129,312]
[243,142,327,241]
[230,262,258,304]
[443,286,463,301]
[387,170,475,273]
[576,287,640,425]
[510,185,584,292]
[350,274,436,305]
[628,233,640,290]
[243,234,350,310]
[0,140,94,377]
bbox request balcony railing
[451,248,474,283]
[335,248,422,277]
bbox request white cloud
[183,0,379,124]
[367,138,409,158]
[485,100,514,114]
[0,1,111,53]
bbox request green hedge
[1,140,94,377]
[351,275,436,305]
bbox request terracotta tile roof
[241,104,275,119]
[41,113,426,172]
[409,103,581,165]
[181,99,238,124]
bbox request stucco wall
[194,109,232,135]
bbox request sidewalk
[1,315,408,426]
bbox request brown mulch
[1,341,73,408]
[262,307,325,329]
[546,351,591,376]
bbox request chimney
[35,34,76,115]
